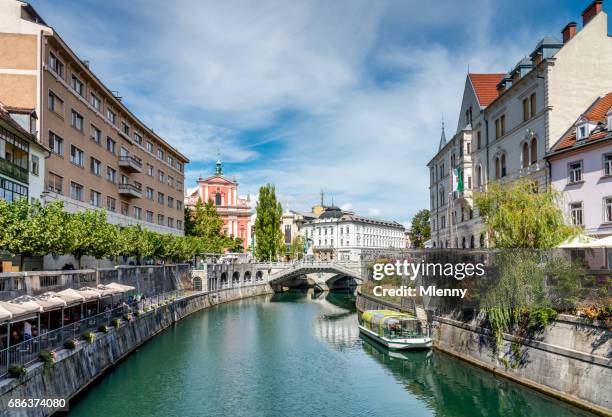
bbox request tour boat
[359,309,432,350]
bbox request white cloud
[340,203,353,211]
[368,208,382,217]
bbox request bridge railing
[254,260,362,269]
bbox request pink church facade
[185,161,252,250]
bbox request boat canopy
[362,310,416,324]
[361,310,423,339]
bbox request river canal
[67,291,597,417]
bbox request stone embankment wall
[0,283,272,417]
[356,291,611,416]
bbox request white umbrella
[96,284,124,296]
[586,235,612,248]
[557,234,597,248]
[75,287,102,301]
[56,288,85,306]
[7,297,43,314]
[0,301,30,320]
[105,282,136,293]
[34,292,67,310]
[0,304,12,321]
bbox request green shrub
[64,339,77,350]
[8,364,26,378]
[98,325,108,333]
[39,350,55,372]
[82,332,96,344]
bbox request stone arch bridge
[193,261,365,292]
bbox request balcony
[117,183,142,198]
[118,155,143,173]
[0,158,28,183]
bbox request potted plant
[64,339,78,350]
[98,324,109,333]
[82,332,96,344]
[112,318,121,329]
[39,350,55,372]
[8,364,26,378]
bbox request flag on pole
[452,167,464,192]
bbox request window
[177,162,183,172]
[522,142,529,168]
[107,109,116,125]
[158,192,164,204]
[495,115,505,138]
[168,175,173,187]
[121,202,129,216]
[107,196,116,212]
[522,98,529,122]
[146,187,154,200]
[90,190,101,207]
[146,141,153,153]
[495,157,500,179]
[121,121,130,136]
[31,155,39,176]
[90,93,101,111]
[121,174,128,185]
[71,110,84,131]
[159,170,165,183]
[134,132,142,145]
[91,124,101,143]
[49,52,64,77]
[120,146,129,158]
[530,93,536,117]
[570,202,583,225]
[167,217,174,228]
[168,196,174,208]
[70,145,84,166]
[605,197,612,223]
[133,206,142,220]
[90,157,101,176]
[70,182,83,201]
[530,138,537,164]
[569,161,583,183]
[477,131,481,149]
[71,75,84,96]
[106,166,116,183]
[167,155,174,166]
[177,220,183,230]
[157,148,164,160]
[577,123,589,140]
[501,154,506,177]
[146,210,153,222]
[604,154,612,177]
[47,172,63,194]
[147,164,154,176]
[48,91,63,114]
[0,177,27,202]
[157,214,165,225]
[177,201,183,210]
[106,137,116,154]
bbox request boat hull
[359,325,432,350]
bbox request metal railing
[0,289,184,378]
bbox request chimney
[561,22,577,43]
[582,0,603,26]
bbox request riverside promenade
[0,264,273,417]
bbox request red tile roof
[552,92,612,152]
[468,73,505,107]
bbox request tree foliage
[474,180,577,249]
[184,198,244,253]
[289,235,304,260]
[254,184,284,261]
[409,209,430,248]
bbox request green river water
[66,291,598,417]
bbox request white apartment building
[428,0,612,248]
[302,206,405,261]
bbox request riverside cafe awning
[56,288,86,325]
[0,299,42,348]
[557,234,612,268]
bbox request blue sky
[30,0,599,226]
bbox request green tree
[184,206,196,236]
[65,210,117,268]
[187,198,227,253]
[474,180,577,249]
[117,226,154,264]
[254,184,284,261]
[289,235,305,260]
[409,209,430,248]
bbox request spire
[438,117,447,150]
[320,190,324,206]
[215,148,223,176]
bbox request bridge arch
[232,271,240,285]
[256,271,263,282]
[220,272,228,288]
[244,271,252,282]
